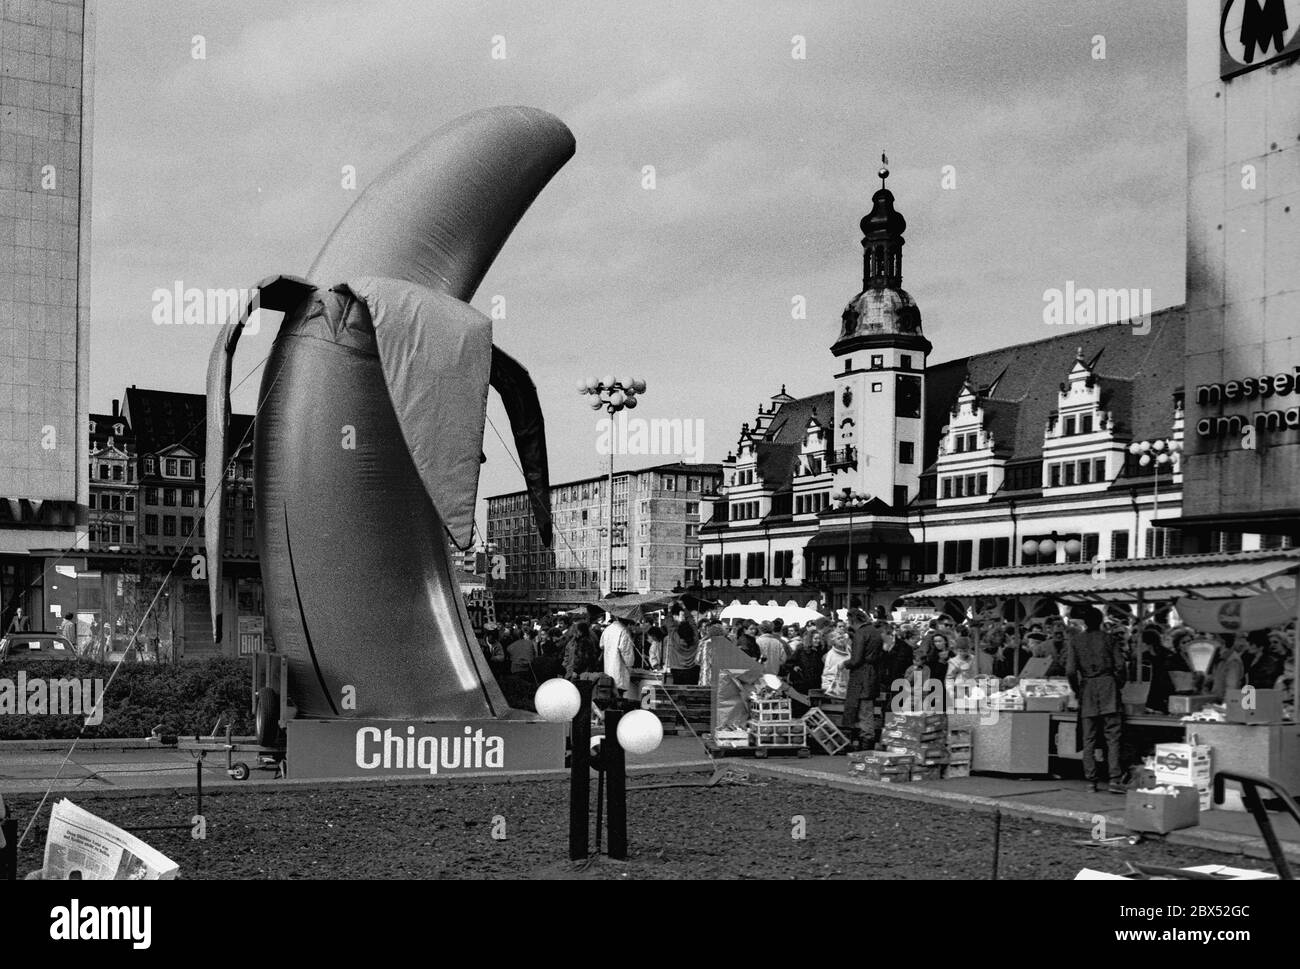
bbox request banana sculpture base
[205,107,573,722]
[286,718,566,780]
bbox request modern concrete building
[1176,0,1300,541]
[0,0,94,633]
[485,462,721,617]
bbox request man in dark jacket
[841,601,885,749]
[1065,606,1126,793]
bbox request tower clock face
[896,374,922,418]
[841,387,853,407]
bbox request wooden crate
[748,719,807,749]
[641,684,713,733]
[801,707,850,755]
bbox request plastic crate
[801,707,850,755]
[750,697,793,723]
[748,719,807,748]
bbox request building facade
[0,0,94,634]
[701,165,1292,614]
[486,462,721,616]
[87,400,137,551]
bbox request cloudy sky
[88,0,1187,530]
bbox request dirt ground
[7,775,1276,879]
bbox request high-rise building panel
[0,0,93,632]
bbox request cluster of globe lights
[578,375,648,410]
[1022,536,1081,559]
[1128,438,1183,467]
[533,678,663,756]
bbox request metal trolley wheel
[228,762,251,782]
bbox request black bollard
[605,704,628,860]
[569,679,595,861]
[1,817,16,881]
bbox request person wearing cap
[1065,606,1127,794]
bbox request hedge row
[0,658,253,740]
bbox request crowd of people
[480,596,1298,752]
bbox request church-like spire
[860,152,907,289]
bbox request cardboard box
[1168,694,1218,715]
[1154,743,1212,774]
[1226,688,1285,724]
[1025,695,1068,713]
[1125,785,1201,834]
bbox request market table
[1049,711,1186,761]
[1182,720,1300,797]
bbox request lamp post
[534,676,662,862]
[1128,438,1183,556]
[835,489,870,610]
[579,376,647,597]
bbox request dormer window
[179,459,193,478]
[966,432,978,451]
[145,456,156,475]
[1080,414,1093,434]
[88,421,96,434]
[954,436,965,454]
[1064,416,1076,436]
[114,423,124,437]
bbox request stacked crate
[847,749,914,782]
[879,712,948,781]
[641,684,713,735]
[945,728,972,778]
[746,695,805,748]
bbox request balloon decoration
[204,107,574,720]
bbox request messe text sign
[286,718,566,780]
[1221,0,1300,79]
[1194,365,1300,442]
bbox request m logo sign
[1221,0,1300,78]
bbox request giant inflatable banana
[204,106,572,721]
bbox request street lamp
[578,376,648,596]
[1128,438,1183,555]
[534,676,662,862]
[835,489,871,610]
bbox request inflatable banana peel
[204,107,573,720]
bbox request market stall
[900,549,1300,797]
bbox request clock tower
[830,162,931,509]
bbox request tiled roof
[923,306,1185,467]
[121,387,254,464]
[752,391,834,494]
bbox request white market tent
[720,598,825,626]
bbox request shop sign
[1221,0,1300,79]
[237,615,263,655]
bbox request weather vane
[879,151,889,188]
